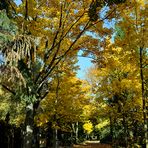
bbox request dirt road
[73,141,112,148]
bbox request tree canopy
[0,0,147,148]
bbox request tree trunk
[23,103,34,148]
[72,122,79,144]
[75,122,79,144]
[33,126,39,148]
[46,122,53,147]
[109,115,113,145]
[140,47,148,147]
[53,128,58,148]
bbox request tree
[112,0,148,146]
[86,1,147,146]
[86,39,144,146]
[0,0,130,147]
[35,65,91,144]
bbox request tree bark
[33,125,39,148]
[75,122,79,144]
[53,128,58,148]
[72,122,79,144]
[109,115,113,145]
[140,47,148,147]
[23,103,34,148]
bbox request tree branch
[25,0,28,20]
[1,84,16,95]
[37,21,90,94]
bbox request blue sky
[76,56,92,79]
[14,0,21,5]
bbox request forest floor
[73,141,112,148]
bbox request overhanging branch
[1,84,16,95]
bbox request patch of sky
[76,50,93,80]
[74,9,78,14]
[0,53,4,65]
[99,5,116,28]
[14,0,22,6]
[99,5,110,19]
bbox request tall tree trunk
[109,115,113,145]
[75,122,79,144]
[33,125,39,148]
[23,103,34,148]
[46,122,53,147]
[53,128,58,148]
[140,47,148,147]
[72,122,79,144]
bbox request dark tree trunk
[53,128,59,148]
[109,115,113,145]
[33,126,40,148]
[46,122,53,147]
[140,47,148,147]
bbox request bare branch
[25,0,28,20]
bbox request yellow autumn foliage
[83,120,93,134]
[95,119,109,130]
